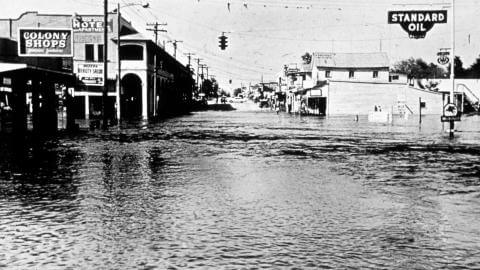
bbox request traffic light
[219,35,228,50]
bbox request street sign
[388,10,447,39]
[74,62,104,86]
[18,28,73,57]
[441,115,461,122]
[443,103,457,117]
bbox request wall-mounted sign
[74,62,104,86]
[18,28,73,57]
[388,10,447,39]
[437,51,450,65]
[2,77,12,86]
[72,16,113,33]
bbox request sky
[2,0,480,90]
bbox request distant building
[280,52,444,116]
[311,52,390,83]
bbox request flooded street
[1,106,480,269]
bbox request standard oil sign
[18,28,73,57]
[388,10,447,39]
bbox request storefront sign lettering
[72,16,113,32]
[74,62,104,86]
[18,28,73,57]
[388,10,447,39]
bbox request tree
[466,55,480,78]
[233,88,242,97]
[392,57,447,79]
[301,52,312,64]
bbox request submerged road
[1,103,480,269]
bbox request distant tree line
[392,55,480,79]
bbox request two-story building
[1,11,194,125]
[282,52,444,116]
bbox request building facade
[280,52,444,116]
[1,11,194,123]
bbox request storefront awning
[0,63,27,73]
[0,62,75,83]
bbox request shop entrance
[121,73,142,119]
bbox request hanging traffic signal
[218,35,228,50]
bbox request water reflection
[1,111,480,269]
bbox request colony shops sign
[18,28,73,57]
[74,62,104,86]
[388,10,447,39]
[72,16,113,33]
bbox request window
[97,44,104,62]
[302,74,306,81]
[348,70,355,78]
[120,45,144,60]
[85,44,94,61]
[373,71,378,78]
[325,70,331,78]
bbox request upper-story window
[120,45,144,60]
[349,70,355,79]
[85,44,94,61]
[325,70,331,78]
[373,70,378,78]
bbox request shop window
[373,70,378,78]
[85,44,94,61]
[120,45,144,60]
[325,70,331,78]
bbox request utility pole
[102,0,108,129]
[194,58,202,93]
[200,64,207,93]
[168,40,183,58]
[184,53,194,68]
[146,22,167,46]
[449,0,456,138]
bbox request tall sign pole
[449,0,455,138]
[102,0,109,129]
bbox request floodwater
[1,104,480,269]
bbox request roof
[312,52,389,69]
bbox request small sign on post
[441,103,461,122]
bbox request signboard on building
[388,10,447,39]
[18,28,73,57]
[72,16,113,33]
[74,62,104,86]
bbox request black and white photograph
[0,0,480,269]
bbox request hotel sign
[18,28,73,57]
[72,16,113,33]
[388,10,447,39]
[74,62,104,86]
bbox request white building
[282,52,444,116]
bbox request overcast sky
[2,0,480,89]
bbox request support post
[102,0,109,129]
[449,0,455,138]
[419,97,422,124]
[117,2,121,122]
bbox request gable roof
[312,52,389,69]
